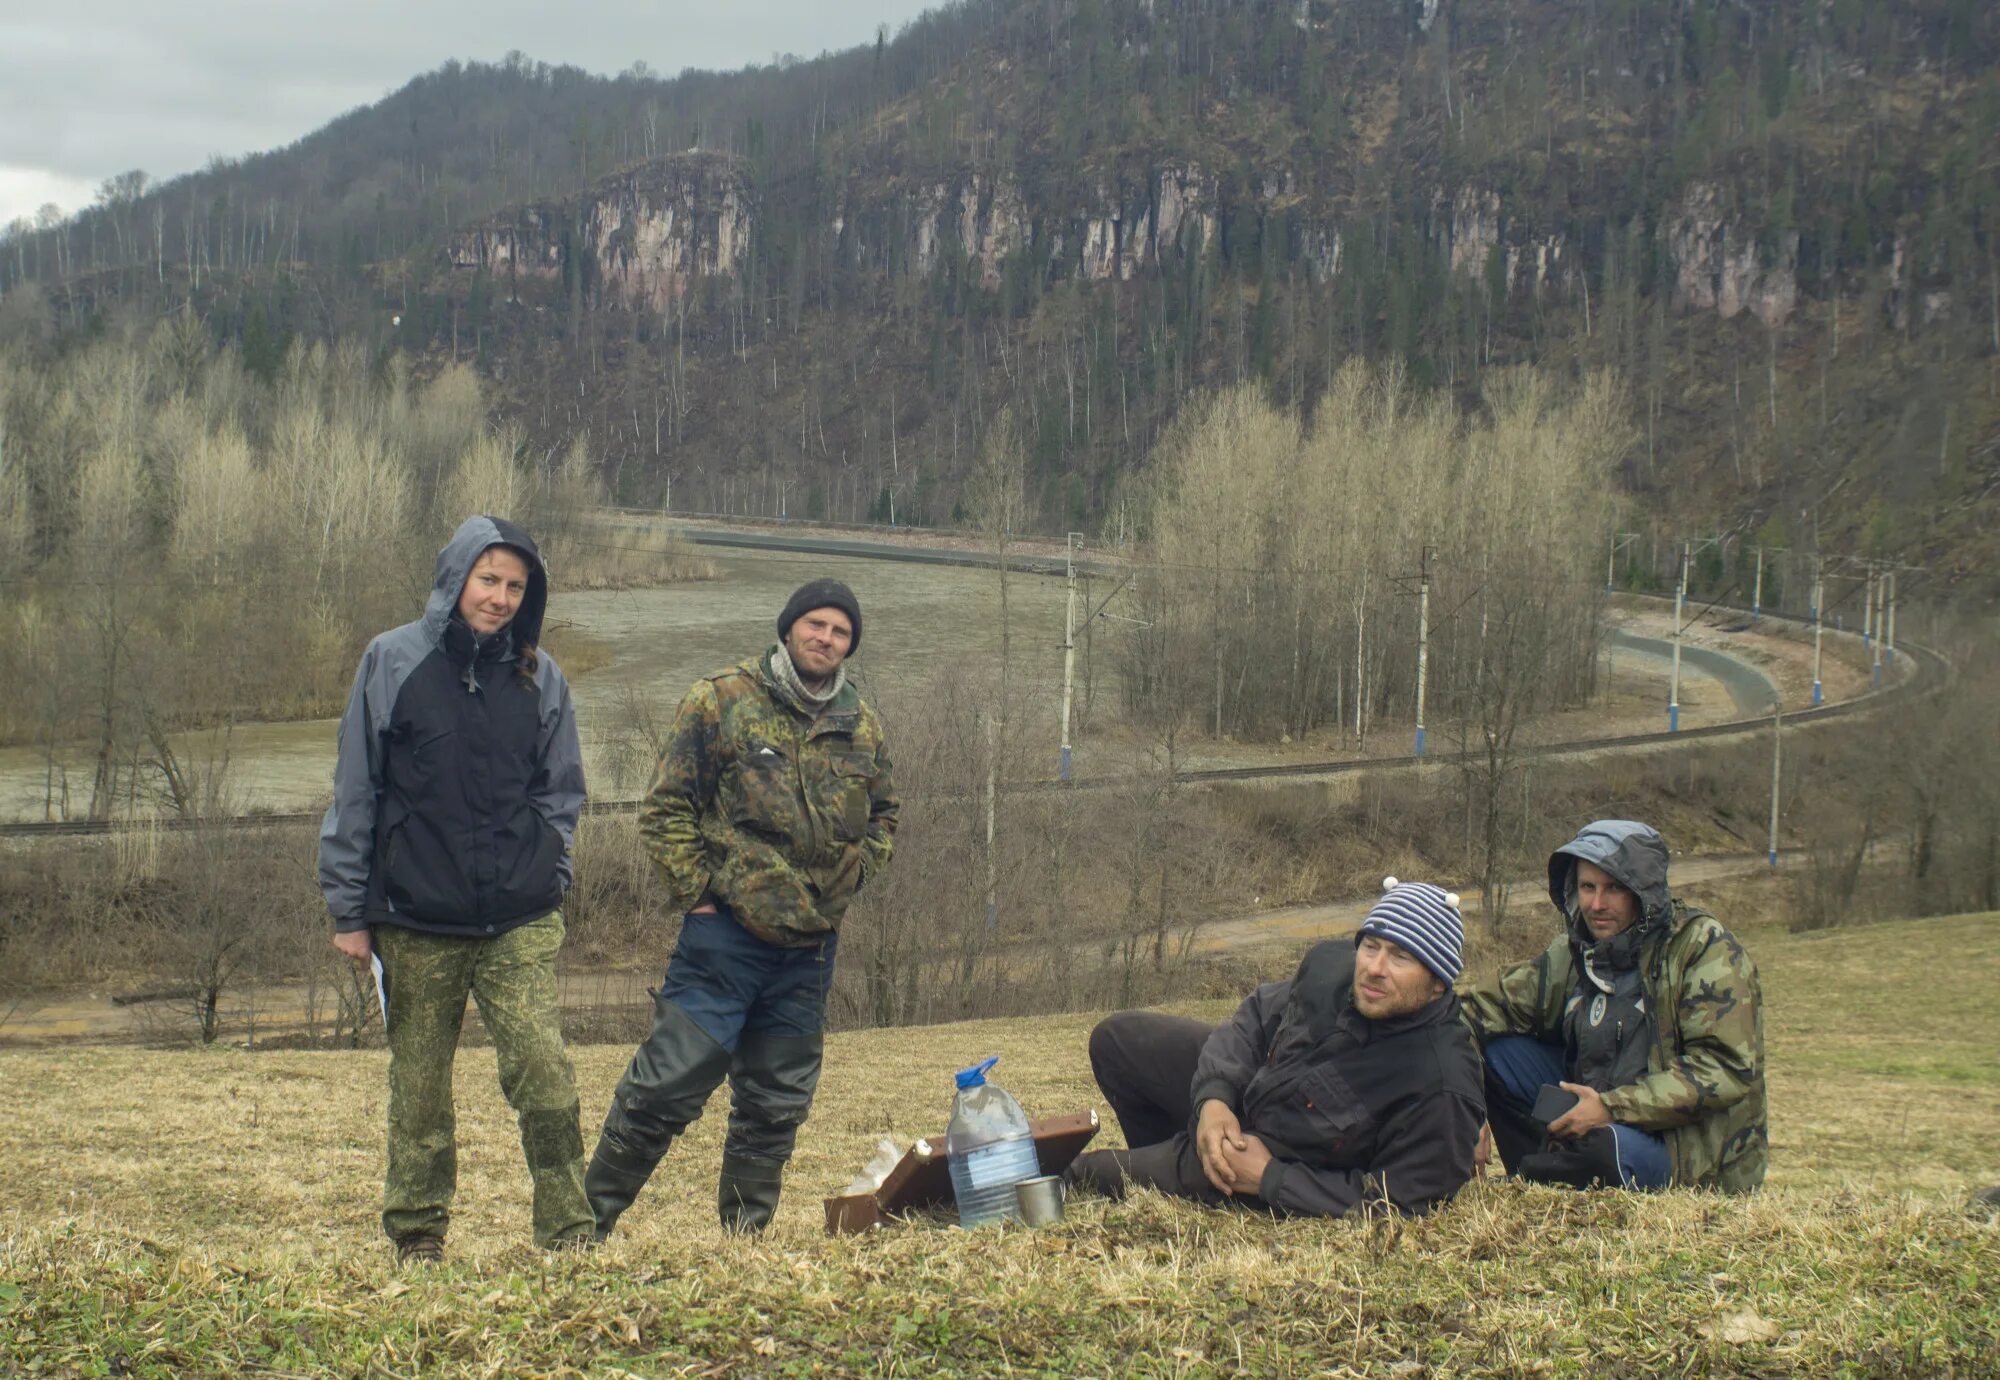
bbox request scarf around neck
[769,642,845,714]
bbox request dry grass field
[1,914,1996,1377]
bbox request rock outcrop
[449,153,751,311]
[1440,180,1796,324]
[1441,185,1569,297]
[905,162,1223,284]
[1665,182,1797,328]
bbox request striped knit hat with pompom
[1355,877,1464,985]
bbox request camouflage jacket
[638,649,897,947]
[1460,899,1768,1192]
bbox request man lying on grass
[1460,819,1767,1192]
[1066,881,1485,1217]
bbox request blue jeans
[662,909,839,1046]
[595,909,838,1168]
[1484,1036,1671,1190]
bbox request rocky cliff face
[455,156,1358,305]
[1665,182,1798,328]
[1442,186,1570,299]
[454,154,1814,328]
[449,153,750,310]
[1441,180,1805,325]
[872,162,1229,286]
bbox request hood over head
[424,515,548,647]
[1547,819,1671,926]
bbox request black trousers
[1071,1010,1233,1204]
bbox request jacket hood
[424,515,548,647]
[1547,820,1671,926]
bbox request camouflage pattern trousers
[375,911,592,1248]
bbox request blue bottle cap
[954,1055,999,1090]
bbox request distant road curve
[1609,628,1778,718]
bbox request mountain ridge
[3,0,1995,599]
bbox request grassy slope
[2,915,1996,1377]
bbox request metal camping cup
[1015,1174,1064,1227]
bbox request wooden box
[822,1109,1099,1234]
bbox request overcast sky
[0,2,938,227]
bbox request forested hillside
[3,0,1996,600]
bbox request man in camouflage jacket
[1459,820,1767,1192]
[586,578,896,1235]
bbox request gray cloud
[0,1,934,223]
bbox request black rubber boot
[1518,1127,1623,1190]
[585,1138,664,1241]
[717,1154,785,1234]
[589,994,736,1239]
[1062,1148,1131,1201]
[714,1030,824,1234]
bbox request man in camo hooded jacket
[1459,820,1767,1192]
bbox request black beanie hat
[777,578,863,654]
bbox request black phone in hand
[1531,1083,1581,1126]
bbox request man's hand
[1474,1122,1494,1174]
[1221,1133,1274,1197]
[1195,1100,1249,1195]
[1547,1082,1613,1138]
[332,929,373,967]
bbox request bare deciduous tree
[1125,364,1623,763]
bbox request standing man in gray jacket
[320,515,594,1261]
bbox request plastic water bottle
[946,1056,1039,1228]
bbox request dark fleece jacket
[1188,940,1485,1218]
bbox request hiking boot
[1518,1127,1622,1190]
[394,1233,445,1265]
